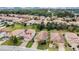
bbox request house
[25,20,37,25]
[65,32,79,44]
[0,22,4,27]
[50,32,64,43]
[68,22,79,26]
[35,31,48,43]
[11,29,36,41]
[0,31,10,40]
[76,17,79,21]
[65,32,79,50]
[40,16,45,20]
[25,19,41,25]
[53,20,67,24]
[64,17,73,22]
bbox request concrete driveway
[0,40,6,45]
[31,41,38,49]
[58,43,65,51]
[20,41,29,47]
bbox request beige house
[50,32,64,43]
[65,32,79,50]
[34,31,48,43]
[11,29,36,41]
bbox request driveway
[20,41,29,47]
[0,40,6,45]
[31,41,38,49]
[58,43,65,51]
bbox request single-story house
[50,32,64,43]
[0,31,10,40]
[65,32,79,44]
[65,32,79,50]
[11,29,36,41]
[35,31,48,43]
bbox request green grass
[26,41,34,48]
[65,46,73,51]
[48,47,58,51]
[37,42,49,50]
[6,23,39,32]
[48,43,59,51]
[6,23,26,31]
[0,36,3,39]
[37,31,49,50]
[1,39,22,46]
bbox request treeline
[37,22,79,32]
[0,8,75,17]
[5,20,79,32]
[0,9,52,17]
[53,11,74,17]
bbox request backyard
[6,23,39,32]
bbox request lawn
[48,47,58,51]
[65,46,73,51]
[6,23,39,32]
[37,42,49,50]
[6,23,26,31]
[48,43,59,51]
[37,31,49,50]
[1,39,22,46]
[26,41,34,48]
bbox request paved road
[0,45,37,51]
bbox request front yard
[37,41,49,50]
[48,42,59,51]
[26,41,34,48]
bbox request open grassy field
[6,23,39,32]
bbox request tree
[46,22,52,31]
[54,11,74,17]
[10,36,18,45]
[68,25,74,32]
[37,22,45,30]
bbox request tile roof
[11,29,36,41]
[50,32,64,43]
[65,32,79,44]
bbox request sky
[0,0,79,7]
